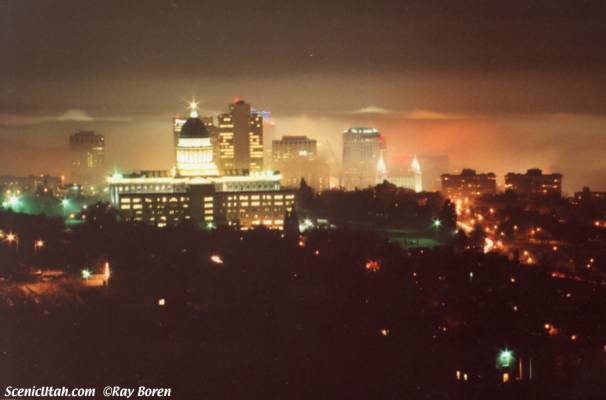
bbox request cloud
[339,106,469,120]
[404,109,467,120]
[57,109,95,122]
[343,106,396,115]
[58,108,131,122]
[0,109,131,126]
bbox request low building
[0,174,62,195]
[441,169,497,200]
[277,160,330,192]
[108,170,294,230]
[505,168,562,197]
[574,187,606,204]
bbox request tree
[284,208,300,239]
[298,178,315,209]
[438,199,457,232]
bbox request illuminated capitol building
[108,100,295,230]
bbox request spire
[411,155,421,174]
[376,151,387,185]
[188,97,199,118]
[377,152,387,175]
[411,155,423,192]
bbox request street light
[34,239,44,257]
[210,254,224,264]
[3,195,20,209]
[5,233,19,256]
[8,195,20,207]
[432,219,442,238]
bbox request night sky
[1,0,605,191]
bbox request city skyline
[0,96,601,193]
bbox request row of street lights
[1,232,45,256]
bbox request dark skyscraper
[217,99,264,172]
[341,128,384,190]
[69,130,105,184]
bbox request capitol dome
[180,117,209,139]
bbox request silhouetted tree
[283,208,300,239]
[297,178,315,209]
[438,199,457,232]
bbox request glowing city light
[299,218,314,232]
[8,195,19,207]
[81,268,92,279]
[188,98,199,118]
[483,238,494,254]
[497,349,514,368]
[365,260,381,272]
[210,254,224,264]
[3,195,20,209]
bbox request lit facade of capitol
[108,102,295,230]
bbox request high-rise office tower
[217,99,263,172]
[272,136,317,162]
[69,130,105,184]
[341,128,384,190]
[272,136,330,191]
